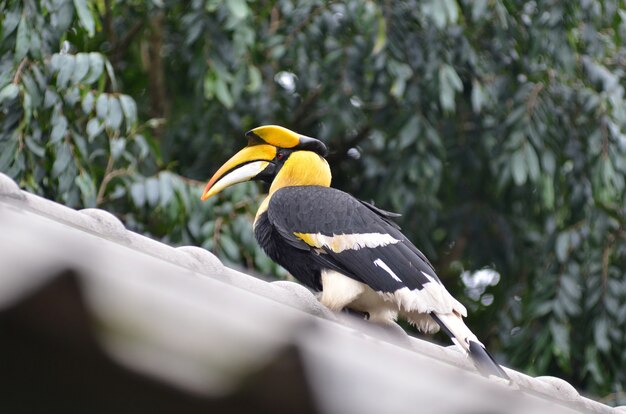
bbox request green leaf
[219,234,241,261]
[145,177,159,207]
[21,72,40,107]
[442,0,459,24]
[86,118,103,140]
[397,115,420,150]
[2,9,21,39]
[51,143,73,178]
[82,91,95,114]
[511,149,527,186]
[133,134,150,159]
[246,65,262,92]
[15,15,30,61]
[72,132,88,158]
[73,0,95,37]
[31,65,46,90]
[22,90,32,123]
[43,89,60,108]
[64,86,80,106]
[585,285,602,311]
[594,318,610,352]
[542,151,556,175]
[56,54,76,89]
[158,172,174,207]
[119,94,137,129]
[50,115,68,144]
[390,77,407,99]
[106,96,123,130]
[0,84,19,103]
[472,0,488,20]
[604,294,620,317]
[49,54,62,72]
[584,347,604,384]
[130,181,145,207]
[421,0,446,29]
[96,93,108,119]
[28,31,42,59]
[25,136,45,157]
[226,0,250,20]
[110,138,126,160]
[372,8,387,55]
[524,143,540,182]
[471,80,485,113]
[541,175,555,209]
[421,0,458,29]
[72,53,90,83]
[75,172,97,207]
[549,320,570,359]
[84,53,104,84]
[58,167,77,195]
[438,64,463,112]
[56,2,75,31]
[556,233,569,262]
[0,139,18,171]
[105,60,117,90]
[560,275,581,300]
[215,77,234,108]
[392,61,411,98]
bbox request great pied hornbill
[201,125,509,380]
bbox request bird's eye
[276,152,284,161]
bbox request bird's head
[201,125,331,201]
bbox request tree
[1,0,625,403]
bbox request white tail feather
[434,312,482,353]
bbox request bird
[201,124,509,380]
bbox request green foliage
[0,0,282,276]
[1,0,626,404]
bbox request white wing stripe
[373,258,403,282]
[421,270,438,284]
[295,232,401,253]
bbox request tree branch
[12,59,28,84]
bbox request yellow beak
[201,144,277,201]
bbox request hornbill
[201,125,509,380]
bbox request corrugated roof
[0,172,622,414]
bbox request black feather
[468,340,510,380]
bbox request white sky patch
[461,268,501,301]
[274,71,297,93]
[350,95,362,108]
[373,258,402,282]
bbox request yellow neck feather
[255,151,332,224]
[269,151,332,193]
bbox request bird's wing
[267,186,462,315]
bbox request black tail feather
[468,340,510,381]
[431,313,510,381]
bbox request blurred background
[1,0,625,404]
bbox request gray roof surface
[0,172,622,414]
